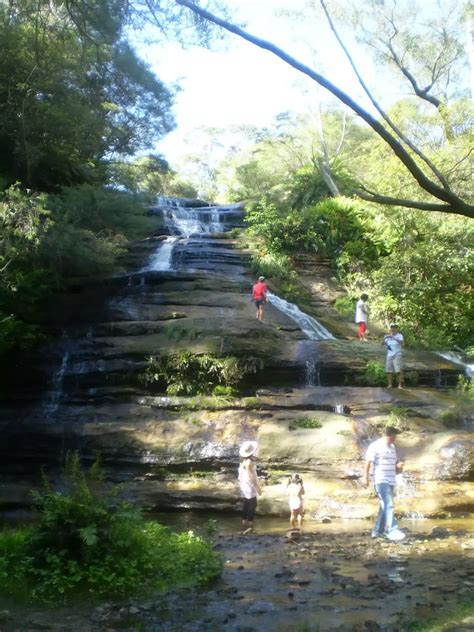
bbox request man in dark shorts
[252,276,268,321]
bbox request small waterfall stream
[147,236,177,271]
[437,351,474,378]
[267,292,335,341]
[41,351,70,416]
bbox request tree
[0,1,175,191]
[173,0,474,218]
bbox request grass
[404,592,474,631]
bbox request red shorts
[358,322,367,337]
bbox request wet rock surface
[2,525,473,631]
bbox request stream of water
[148,200,335,342]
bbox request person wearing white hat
[238,440,261,533]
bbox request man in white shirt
[383,323,404,388]
[363,426,406,541]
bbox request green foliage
[205,519,219,536]
[0,3,174,192]
[141,352,264,396]
[0,183,157,354]
[0,454,221,601]
[357,361,387,386]
[403,590,474,631]
[0,185,57,352]
[334,296,355,316]
[285,161,355,210]
[289,417,323,431]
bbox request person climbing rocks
[287,473,305,530]
[238,440,262,534]
[383,323,404,388]
[363,426,406,541]
[252,276,268,321]
[355,293,369,341]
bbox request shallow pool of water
[148,510,474,537]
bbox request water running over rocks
[267,292,335,341]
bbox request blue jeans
[373,483,398,535]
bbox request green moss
[289,417,323,431]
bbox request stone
[430,526,450,538]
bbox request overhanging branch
[175,0,474,219]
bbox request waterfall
[395,473,425,519]
[163,206,227,237]
[437,351,474,378]
[334,404,345,414]
[42,351,70,416]
[305,360,320,386]
[267,292,335,341]
[147,236,177,271]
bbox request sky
[136,0,379,168]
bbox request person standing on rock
[252,276,268,321]
[238,441,262,534]
[355,293,369,341]
[383,323,404,388]
[363,426,406,541]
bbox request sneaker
[386,529,406,542]
[371,532,383,539]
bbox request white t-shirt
[384,332,403,357]
[238,461,259,499]
[365,437,398,485]
[355,299,368,324]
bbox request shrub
[356,361,386,386]
[289,417,323,431]
[141,352,264,396]
[0,454,221,601]
[334,296,354,317]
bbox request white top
[355,299,368,324]
[365,437,398,485]
[384,332,404,357]
[238,460,259,499]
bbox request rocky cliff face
[0,200,472,521]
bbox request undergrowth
[0,454,221,601]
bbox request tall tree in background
[0,0,174,191]
[173,0,474,218]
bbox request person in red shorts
[355,293,369,341]
[252,276,268,321]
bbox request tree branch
[319,0,452,190]
[354,190,460,214]
[175,0,474,218]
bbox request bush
[141,352,264,396]
[289,417,323,431]
[356,361,386,386]
[334,296,355,317]
[0,454,221,601]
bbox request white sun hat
[239,440,258,458]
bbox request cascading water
[437,351,474,378]
[161,205,234,237]
[305,360,320,386]
[267,292,335,341]
[41,351,70,416]
[147,236,177,271]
